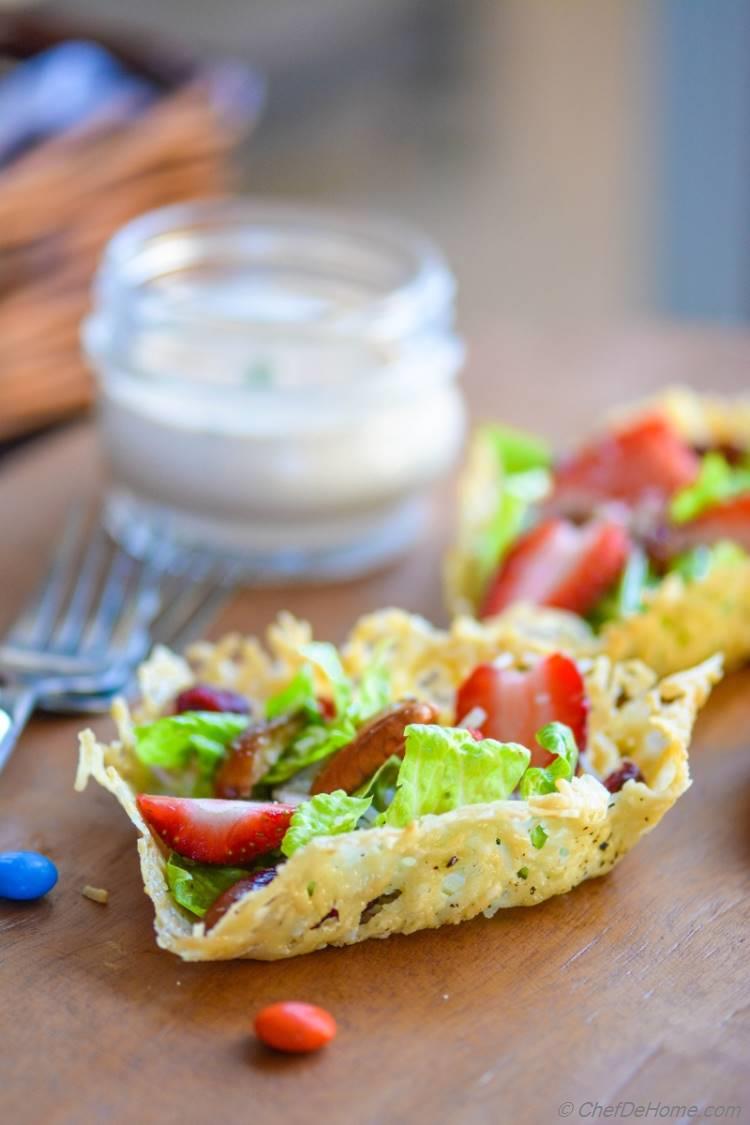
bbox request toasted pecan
[310,700,438,796]
[214,715,304,799]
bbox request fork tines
[0,505,163,677]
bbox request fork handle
[0,684,37,776]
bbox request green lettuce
[478,469,551,588]
[519,723,578,798]
[350,646,391,723]
[530,824,548,849]
[355,753,402,818]
[474,425,552,591]
[165,853,249,918]
[260,644,391,786]
[484,424,552,475]
[588,546,657,627]
[381,724,530,828]
[281,790,372,857]
[299,642,354,715]
[133,711,249,787]
[261,719,357,786]
[357,753,402,808]
[265,665,320,722]
[300,641,390,723]
[668,540,747,583]
[589,538,748,628]
[670,452,750,524]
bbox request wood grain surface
[1,328,750,1124]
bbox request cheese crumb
[82,885,109,904]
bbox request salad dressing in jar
[84,199,465,578]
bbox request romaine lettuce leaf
[299,642,353,715]
[134,711,249,780]
[300,641,390,723]
[355,753,402,817]
[165,853,249,918]
[265,664,320,721]
[477,468,551,590]
[670,452,750,524]
[381,724,530,828]
[518,722,578,798]
[259,645,391,786]
[483,423,552,475]
[351,644,391,723]
[261,717,357,785]
[281,790,372,857]
[473,425,552,591]
[588,546,656,627]
[589,537,748,628]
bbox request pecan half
[310,700,438,796]
[214,715,304,799]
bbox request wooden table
[2,328,750,1124]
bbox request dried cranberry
[312,907,340,930]
[203,867,277,931]
[174,683,250,715]
[603,760,644,793]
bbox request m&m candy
[0,851,58,901]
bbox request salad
[446,387,750,675]
[76,609,719,960]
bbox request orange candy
[254,1001,337,1054]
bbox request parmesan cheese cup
[76,609,720,961]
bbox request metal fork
[38,560,236,714]
[0,507,165,772]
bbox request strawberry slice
[481,517,629,618]
[455,653,587,767]
[552,414,699,511]
[136,795,294,865]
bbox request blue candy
[0,851,58,901]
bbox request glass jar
[83,198,465,579]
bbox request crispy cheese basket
[76,610,720,961]
[446,387,750,677]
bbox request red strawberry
[455,652,587,767]
[481,517,629,618]
[552,414,699,512]
[174,683,250,715]
[136,795,294,865]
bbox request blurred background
[57,0,750,325]
[2,0,749,443]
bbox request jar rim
[85,196,463,401]
[94,196,455,340]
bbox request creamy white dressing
[86,200,465,575]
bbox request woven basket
[0,9,263,441]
